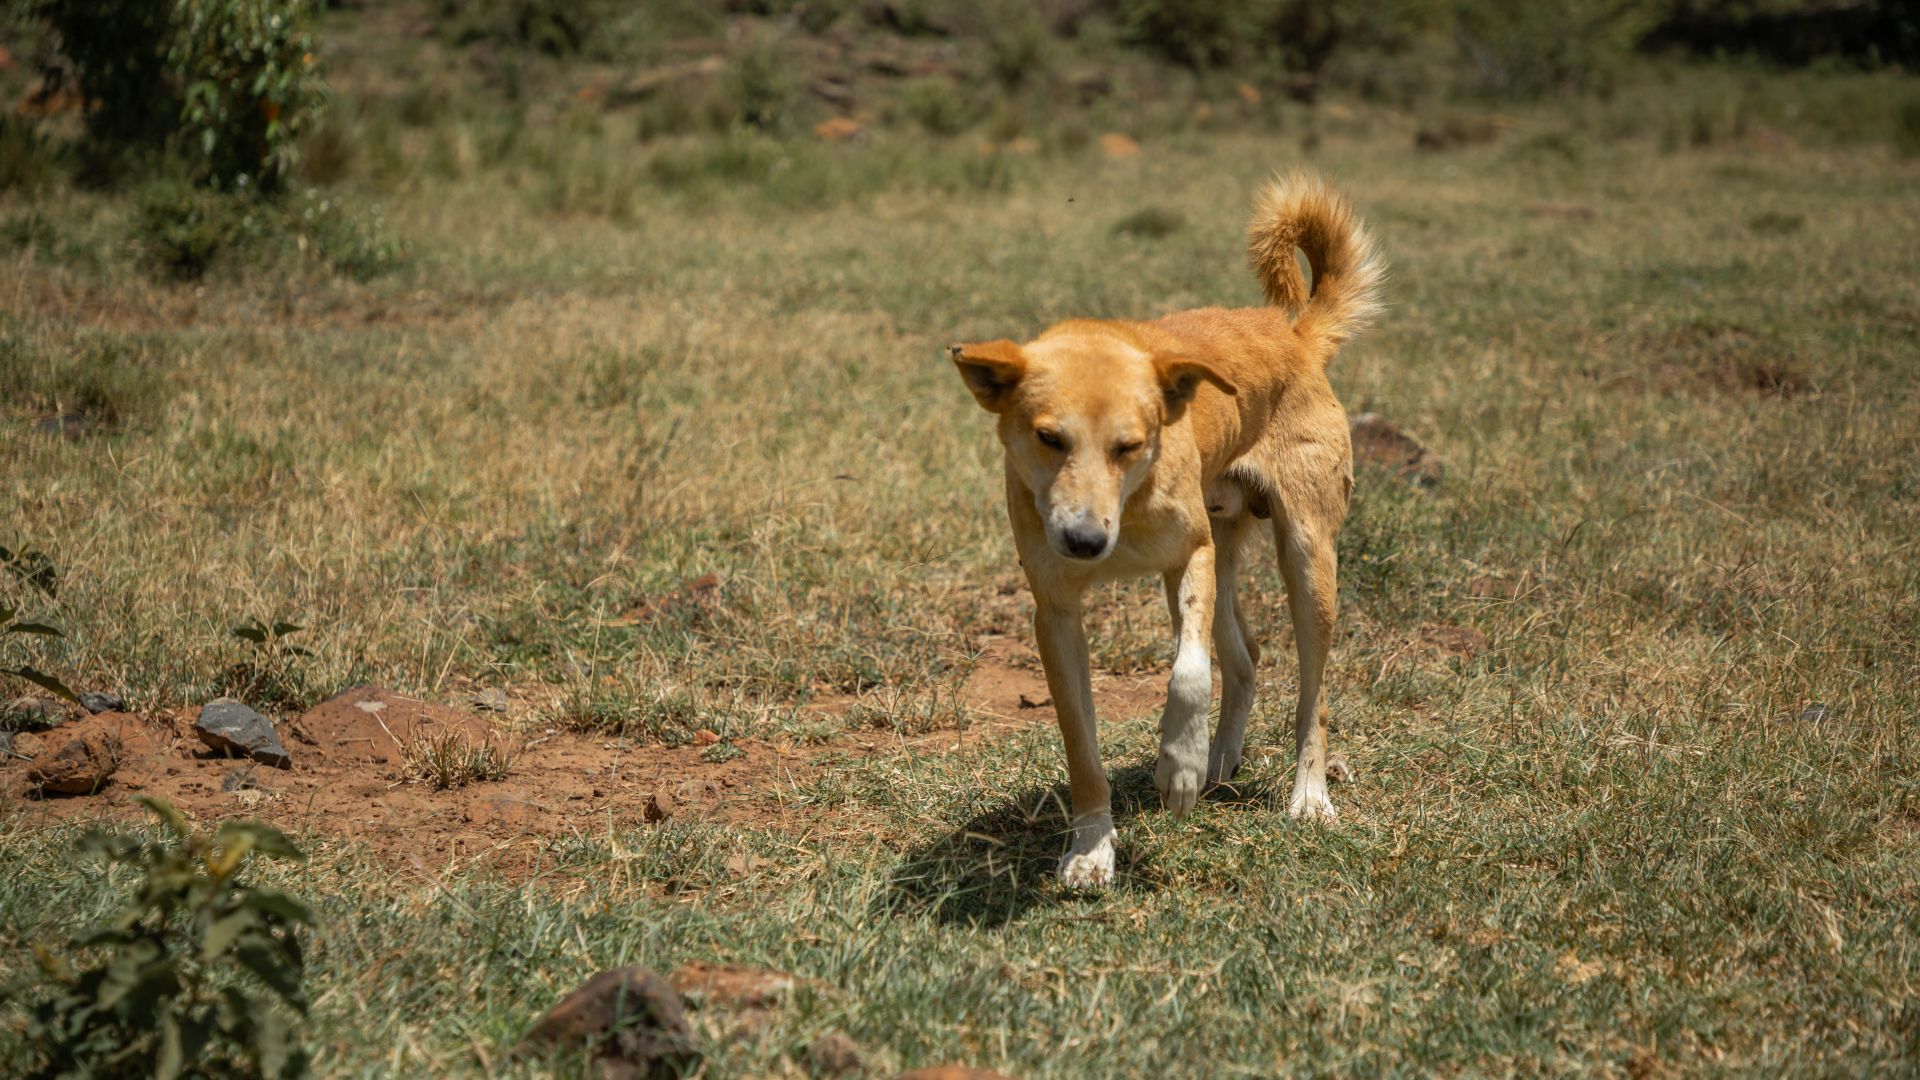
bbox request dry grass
[400,726,518,790]
[2,51,1918,1077]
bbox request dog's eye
[1036,429,1067,451]
[1113,439,1144,458]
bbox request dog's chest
[1099,499,1200,580]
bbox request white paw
[1155,744,1207,818]
[1058,825,1116,889]
[1288,785,1338,822]
[1206,741,1242,786]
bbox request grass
[2,52,1919,1077]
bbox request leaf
[232,942,305,1008]
[231,624,268,644]
[202,909,257,961]
[4,621,63,637]
[1,548,57,598]
[269,621,304,637]
[158,1012,185,1080]
[215,821,304,862]
[135,796,192,838]
[4,665,79,703]
[238,888,312,924]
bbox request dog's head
[950,332,1235,562]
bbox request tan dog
[950,172,1385,888]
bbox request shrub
[168,0,329,192]
[1452,0,1662,98]
[902,77,979,136]
[132,180,255,280]
[4,798,313,1079]
[30,0,328,191]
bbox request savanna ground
[4,7,1920,1076]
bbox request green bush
[133,180,256,280]
[131,180,407,282]
[4,798,313,1079]
[1453,0,1662,98]
[29,0,328,191]
[169,0,329,192]
[902,78,980,136]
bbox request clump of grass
[1748,210,1805,235]
[1111,205,1186,239]
[902,78,980,136]
[402,726,517,789]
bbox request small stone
[27,732,121,795]
[805,1033,864,1077]
[693,728,721,747]
[194,699,292,769]
[643,790,675,823]
[78,691,127,715]
[1098,132,1140,160]
[523,966,697,1077]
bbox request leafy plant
[1,545,75,703]
[168,0,329,192]
[6,797,313,1079]
[217,617,314,710]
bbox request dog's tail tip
[1246,170,1386,356]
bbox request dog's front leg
[1033,594,1115,889]
[1156,543,1216,818]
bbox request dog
[949,172,1385,888]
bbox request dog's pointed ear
[949,340,1028,412]
[1153,354,1237,409]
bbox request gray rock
[194,699,291,769]
[78,691,127,715]
[1798,703,1838,724]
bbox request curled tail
[1246,171,1386,362]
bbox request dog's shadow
[878,763,1279,929]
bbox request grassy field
[4,39,1920,1077]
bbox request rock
[1799,703,1838,724]
[1003,136,1039,156]
[27,732,121,795]
[78,691,127,715]
[4,695,71,731]
[894,1069,1020,1080]
[523,966,697,1078]
[693,728,721,747]
[1348,413,1443,486]
[1097,132,1140,160]
[1235,81,1262,106]
[814,116,862,143]
[805,1033,864,1077]
[194,699,291,769]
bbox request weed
[4,798,312,1078]
[216,620,315,713]
[401,727,517,789]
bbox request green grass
[3,56,1919,1076]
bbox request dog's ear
[949,340,1028,412]
[1153,354,1237,409]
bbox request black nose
[1061,524,1108,559]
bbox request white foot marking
[1156,642,1210,817]
[1058,815,1117,889]
[1288,783,1338,822]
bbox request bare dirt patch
[1,641,1172,874]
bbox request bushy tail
[1246,171,1386,362]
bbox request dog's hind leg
[1276,505,1341,822]
[1208,513,1259,786]
[1155,543,1216,819]
[1034,594,1116,888]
